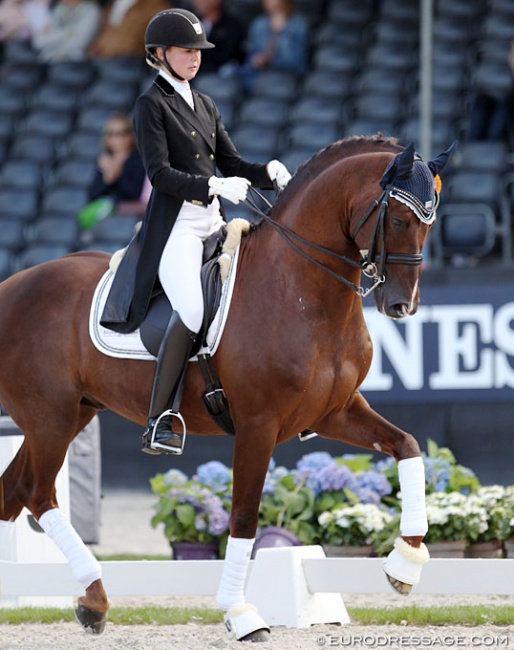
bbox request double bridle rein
[244,186,424,299]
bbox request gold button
[194,153,200,159]
[209,154,215,160]
[211,132,215,138]
[191,130,196,137]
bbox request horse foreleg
[216,429,274,642]
[315,390,429,594]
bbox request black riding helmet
[145,9,215,79]
[146,8,214,54]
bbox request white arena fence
[2,552,514,629]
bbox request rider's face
[161,46,201,80]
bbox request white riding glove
[266,159,292,190]
[208,176,250,205]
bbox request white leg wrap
[398,457,428,536]
[216,536,255,611]
[38,508,102,590]
[224,604,270,641]
[383,536,430,585]
[0,520,15,561]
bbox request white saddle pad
[89,244,241,360]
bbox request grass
[2,605,514,627]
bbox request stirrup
[298,428,318,442]
[146,410,187,455]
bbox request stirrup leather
[148,409,187,455]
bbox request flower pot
[504,536,514,558]
[425,539,467,558]
[322,544,374,558]
[465,540,503,558]
[251,526,301,558]
[171,541,218,560]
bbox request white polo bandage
[398,456,428,536]
[216,536,255,611]
[38,508,102,589]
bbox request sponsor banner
[361,282,514,403]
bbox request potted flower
[465,486,511,558]
[150,465,230,559]
[423,491,488,557]
[317,502,393,557]
[255,460,317,555]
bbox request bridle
[244,186,425,299]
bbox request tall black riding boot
[141,311,196,456]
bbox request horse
[0,134,454,641]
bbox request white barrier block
[0,423,72,608]
[244,545,350,629]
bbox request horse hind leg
[4,410,109,633]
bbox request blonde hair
[101,111,136,154]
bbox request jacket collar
[153,75,214,152]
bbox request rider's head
[145,9,215,80]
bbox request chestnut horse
[0,135,453,641]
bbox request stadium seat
[0,160,44,192]
[63,132,101,162]
[22,109,74,139]
[0,189,38,222]
[76,106,114,135]
[237,97,290,129]
[83,80,138,110]
[0,248,14,280]
[50,159,97,190]
[193,73,243,105]
[14,243,72,272]
[30,84,79,112]
[11,134,57,166]
[0,219,25,252]
[87,214,139,245]
[431,203,498,265]
[27,216,80,248]
[250,70,298,101]
[300,70,353,101]
[289,97,342,127]
[285,123,340,153]
[40,187,89,219]
[46,61,96,89]
[230,125,280,158]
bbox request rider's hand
[208,176,251,205]
[267,159,292,191]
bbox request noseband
[245,187,424,298]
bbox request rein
[244,186,423,298]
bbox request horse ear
[379,142,416,189]
[427,140,458,176]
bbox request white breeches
[158,199,224,333]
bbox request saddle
[138,220,252,435]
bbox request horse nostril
[393,303,409,318]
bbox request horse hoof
[385,573,412,596]
[239,628,271,643]
[74,602,108,634]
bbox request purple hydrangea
[194,461,232,494]
[317,463,358,493]
[356,470,392,497]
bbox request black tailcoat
[100,74,272,333]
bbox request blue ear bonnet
[389,160,438,224]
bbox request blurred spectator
[240,0,309,92]
[0,0,51,43]
[31,0,101,61]
[89,111,146,205]
[191,0,244,74]
[88,0,170,59]
[467,41,514,142]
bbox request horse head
[359,141,456,319]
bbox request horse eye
[391,217,407,229]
